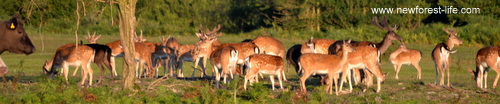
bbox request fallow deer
[432,28,463,86]
[43,44,96,86]
[210,46,239,85]
[165,36,200,78]
[70,33,113,84]
[298,40,354,94]
[250,36,285,58]
[389,42,422,79]
[244,54,286,90]
[105,40,123,77]
[193,24,259,78]
[469,46,500,89]
[301,37,336,54]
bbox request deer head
[84,31,101,44]
[443,28,463,46]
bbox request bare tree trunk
[117,0,138,91]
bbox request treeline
[0,0,498,45]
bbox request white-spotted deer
[210,46,239,85]
[244,54,285,90]
[432,28,463,86]
[43,44,96,86]
[70,33,113,84]
[469,46,500,89]
[389,42,422,79]
[299,40,354,94]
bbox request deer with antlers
[470,46,500,89]
[68,32,114,84]
[389,42,422,79]
[432,28,463,86]
[43,44,96,86]
[193,24,259,78]
[299,40,355,94]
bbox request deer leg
[110,57,117,76]
[87,63,94,86]
[395,64,401,80]
[477,65,485,88]
[63,65,69,84]
[412,62,422,79]
[214,65,220,88]
[1,76,5,83]
[201,57,208,77]
[278,71,284,90]
[282,69,288,81]
[300,71,311,92]
[270,75,275,90]
[492,68,500,88]
[97,63,105,84]
[80,65,88,86]
[72,66,80,76]
[434,63,441,86]
[485,70,489,88]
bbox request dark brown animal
[0,15,35,55]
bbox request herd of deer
[1,15,499,95]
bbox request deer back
[251,36,285,58]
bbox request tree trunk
[117,0,138,91]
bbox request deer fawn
[469,46,500,89]
[43,44,95,86]
[299,40,354,94]
[244,54,286,90]
[432,28,463,86]
[389,42,422,79]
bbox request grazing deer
[70,33,113,84]
[389,42,422,79]
[250,36,285,58]
[469,46,500,89]
[0,57,7,82]
[43,44,95,86]
[299,40,354,94]
[432,28,463,86]
[301,37,336,54]
[244,54,286,90]
[210,46,239,85]
[133,42,156,78]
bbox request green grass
[0,32,499,103]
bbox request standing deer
[165,36,199,78]
[193,24,259,78]
[43,44,95,86]
[432,28,463,86]
[209,46,238,85]
[244,54,286,90]
[389,42,422,79]
[70,33,113,84]
[469,46,500,89]
[105,40,123,77]
[298,40,354,94]
[286,44,303,76]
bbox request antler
[372,16,395,31]
[442,28,457,36]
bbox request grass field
[0,32,499,103]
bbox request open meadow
[0,32,498,103]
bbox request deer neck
[339,49,350,64]
[445,40,455,50]
[375,35,394,54]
